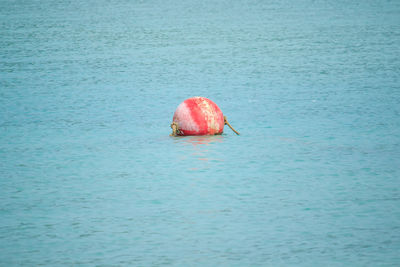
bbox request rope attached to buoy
[224,116,240,135]
[170,122,180,136]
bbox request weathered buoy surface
[172,97,224,136]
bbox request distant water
[1,0,400,266]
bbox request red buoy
[171,97,224,136]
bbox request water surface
[1,0,400,266]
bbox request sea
[1,0,399,266]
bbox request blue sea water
[1,0,400,266]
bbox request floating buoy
[171,96,240,136]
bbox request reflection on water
[172,135,225,169]
[180,135,224,146]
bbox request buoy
[171,97,240,136]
